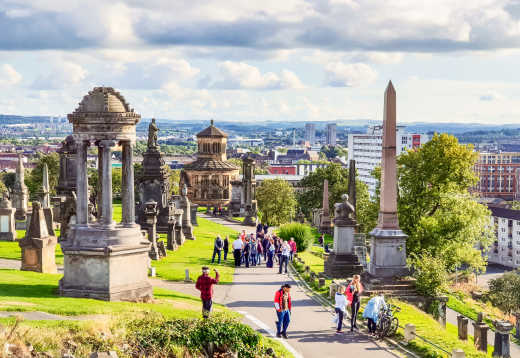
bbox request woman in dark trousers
[346,274,364,331]
[243,238,251,268]
[223,235,229,261]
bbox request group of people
[211,223,298,275]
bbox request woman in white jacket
[334,286,348,333]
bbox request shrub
[408,252,448,297]
[277,222,314,251]
[126,313,273,358]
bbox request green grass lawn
[152,216,238,283]
[297,250,324,273]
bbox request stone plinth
[473,316,489,352]
[324,222,363,278]
[457,315,469,341]
[334,225,355,253]
[493,320,513,358]
[19,202,57,273]
[368,228,408,277]
[190,204,199,226]
[0,199,16,241]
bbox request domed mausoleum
[180,120,239,208]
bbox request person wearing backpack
[274,283,292,338]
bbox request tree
[25,153,59,200]
[256,179,297,226]
[1,172,16,193]
[488,271,520,315]
[397,133,493,272]
[166,167,180,195]
[297,163,373,233]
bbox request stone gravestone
[319,179,332,234]
[368,81,408,278]
[19,202,58,273]
[190,203,199,226]
[493,320,513,358]
[180,185,195,240]
[59,87,152,301]
[12,153,29,222]
[473,312,489,352]
[242,155,257,226]
[324,194,363,278]
[52,135,77,228]
[0,196,16,241]
[144,200,160,260]
[41,163,56,236]
[136,118,174,235]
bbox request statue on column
[147,118,159,149]
[334,194,356,226]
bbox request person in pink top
[288,237,297,261]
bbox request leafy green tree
[488,271,520,315]
[408,252,449,297]
[397,133,493,272]
[1,172,16,193]
[25,153,59,200]
[256,179,297,226]
[297,163,373,233]
[166,167,180,195]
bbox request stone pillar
[473,313,489,352]
[76,140,89,226]
[436,296,448,328]
[121,141,135,227]
[97,144,103,223]
[42,163,50,208]
[403,324,416,344]
[457,315,468,341]
[166,220,177,251]
[99,140,115,227]
[493,320,513,358]
[144,200,159,260]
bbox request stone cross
[42,163,50,208]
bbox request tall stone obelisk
[42,164,50,208]
[368,81,408,278]
[319,179,332,234]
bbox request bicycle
[376,304,400,339]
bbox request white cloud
[324,62,377,87]
[0,64,22,86]
[209,61,304,90]
[32,61,87,90]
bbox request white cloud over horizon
[1,0,520,124]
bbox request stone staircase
[363,276,421,302]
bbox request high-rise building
[472,152,520,200]
[348,125,429,196]
[305,123,316,145]
[486,206,520,268]
[326,123,337,146]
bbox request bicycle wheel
[377,318,389,339]
[388,317,399,336]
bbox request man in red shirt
[274,283,292,338]
[195,266,219,319]
[288,237,297,261]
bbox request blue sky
[1,0,520,124]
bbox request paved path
[203,215,405,358]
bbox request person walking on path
[256,239,263,265]
[274,237,282,264]
[195,267,219,319]
[232,236,243,267]
[363,294,387,335]
[262,236,269,261]
[334,285,348,333]
[288,237,297,261]
[346,274,364,331]
[223,235,229,261]
[243,238,251,268]
[266,239,275,268]
[211,235,224,264]
[279,241,291,274]
[250,238,258,266]
[274,283,292,338]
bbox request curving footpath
[204,215,408,358]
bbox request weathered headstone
[242,154,257,226]
[457,315,468,341]
[19,202,57,273]
[436,296,448,328]
[12,154,28,221]
[0,197,16,241]
[493,320,513,358]
[190,203,199,226]
[368,81,408,277]
[144,200,160,260]
[59,87,152,301]
[473,312,489,352]
[180,185,195,240]
[319,179,332,234]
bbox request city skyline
[1,1,520,124]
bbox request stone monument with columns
[12,154,28,221]
[59,87,152,301]
[19,201,58,273]
[368,81,408,278]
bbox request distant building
[486,205,520,269]
[305,123,316,146]
[472,152,520,201]
[268,165,297,175]
[348,125,429,196]
[227,137,264,148]
[268,162,329,176]
[326,123,337,146]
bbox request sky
[2,0,520,124]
